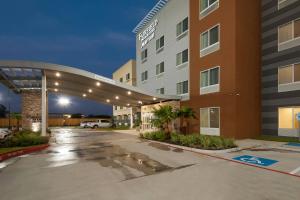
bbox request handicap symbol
[240,156,264,165]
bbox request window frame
[156,36,165,52]
[278,18,300,51]
[200,107,220,136]
[176,49,189,67]
[126,73,130,81]
[156,87,165,95]
[176,17,189,39]
[199,0,219,19]
[141,49,148,62]
[278,63,300,85]
[200,24,220,51]
[156,62,165,76]
[176,80,189,95]
[200,66,220,94]
[141,71,148,82]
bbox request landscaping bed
[141,131,237,150]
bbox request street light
[58,97,70,106]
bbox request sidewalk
[114,129,140,136]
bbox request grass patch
[0,130,49,148]
[0,147,24,154]
[256,135,300,143]
[141,132,237,150]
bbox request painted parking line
[286,142,300,148]
[290,166,300,175]
[232,155,278,167]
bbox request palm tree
[151,105,177,137]
[176,107,196,135]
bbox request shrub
[0,131,49,148]
[142,131,167,141]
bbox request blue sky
[0,0,158,115]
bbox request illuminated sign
[139,19,158,49]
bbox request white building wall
[136,0,190,100]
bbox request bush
[0,131,49,148]
[142,131,167,142]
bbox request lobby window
[200,25,220,57]
[156,36,164,53]
[176,49,189,66]
[156,62,165,75]
[200,107,220,136]
[176,17,189,39]
[119,77,123,83]
[278,63,300,92]
[114,106,118,110]
[279,107,300,129]
[278,19,300,51]
[200,0,219,19]
[200,67,220,94]
[141,49,148,62]
[176,80,188,95]
[126,73,130,81]
[156,88,165,95]
[141,71,148,82]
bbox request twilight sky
[0,0,158,115]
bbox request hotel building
[112,60,140,128]
[261,0,300,137]
[133,0,261,139]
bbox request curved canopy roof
[0,60,180,107]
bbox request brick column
[21,90,47,131]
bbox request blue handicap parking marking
[233,155,278,167]
[286,142,300,148]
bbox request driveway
[0,128,299,200]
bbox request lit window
[176,17,189,37]
[278,19,300,50]
[278,63,300,85]
[141,71,148,82]
[176,49,189,66]
[176,80,188,95]
[200,107,220,128]
[156,36,164,51]
[279,107,300,129]
[156,62,165,75]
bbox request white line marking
[290,166,300,174]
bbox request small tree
[151,105,177,138]
[11,112,22,131]
[176,107,196,135]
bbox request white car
[85,119,112,129]
[0,129,12,140]
[80,121,93,128]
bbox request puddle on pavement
[148,142,183,153]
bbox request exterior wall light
[55,72,61,77]
[115,96,119,100]
[54,88,58,92]
[127,91,132,95]
[54,82,59,86]
[88,89,93,93]
[106,99,110,103]
[82,94,87,97]
[96,82,101,86]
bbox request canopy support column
[41,75,47,136]
[130,108,134,129]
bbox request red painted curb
[0,144,49,162]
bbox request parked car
[85,119,112,129]
[0,128,12,140]
[80,121,93,128]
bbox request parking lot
[0,128,299,200]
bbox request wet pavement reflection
[45,129,186,180]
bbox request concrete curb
[144,139,241,154]
[0,144,49,162]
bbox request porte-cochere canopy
[0,60,180,107]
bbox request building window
[141,71,148,82]
[278,0,298,10]
[200,0,219,18]
[156,36,164,52]
[200,25,220,57]
[176,17,189,38]
[278,63,300,92]
[114,106,118,110]
[200,67,220,94]
[279,107,300,129]
[176,80,188,95]
[176,49,189,66]
[200,107,220,136]
[278,19,300,51]
[156,62,165,75]
[126,73,130,81]
[119,77,123,83]
[141,49,148,62]
[156,88,165,95]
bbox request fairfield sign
[139,19,158,49]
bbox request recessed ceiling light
[127,91,132,95]
[138,101,143,104]
[106,99,110,103]
[54,88,58,92]
[96,82,101,86]
[55,72,61,77]
[127,103,130,106]
[82,94,86,97]
[153,97,157,101]
[88,89,93,93]
[115,96,119,100]
[54,82,59,86]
